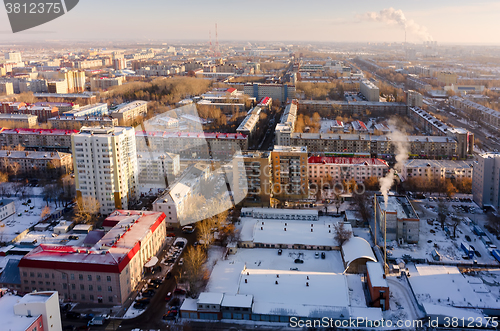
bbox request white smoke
[378,120,409,207]
[359,7,433,42]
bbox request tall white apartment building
[72,126,139,215]
[472,153,500,209]
[360,80,380,102]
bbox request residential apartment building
[406,75,432,92]
[271,146,308,201]
[406,90,423,108]
[437,72,458,85]
[137,152,181,184]
[0,101,25,113]
[283,133,459,159]
[110,100,148,125]
[408,107,474,159]
[449,96,500,132]
[74,59,103,69]
[402,159,473,181]
[472,153,500,209]
[236,107,261,137]
[72,126,139,215]
[308,156,389,184]
[0,199,15,221]
[5,52,22,63]
[49,116,117,130]
[135,131,248,159]
[244,83,295,103]
[90,76,124,91]
[360,80,379,101]
[34,102,79,114]
[375,195,420,244]
[0,113,37,128]
[232,151,272,207]
[0,128,77,152]
[0,150,73,176]
[47,80,68,94]
[275,101,297,146]
[297,100,407,116]
[18,210,167,305]
[63,103,108,117]
[0,81,13,95]
[19,79,48,93]
[0,103,59,122]
[0,291,62,331]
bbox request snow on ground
[352,228,374,246]
[205,246,225,274]
[386,199,498,265]
[0,197,58,243]
[408,264,500,310]
[122,304,146,319]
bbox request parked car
[151,278,162,285]
[163,313,176,320]
[133,302,147,309]
[174,288,186,295]
[135,298,150,304]
[294,259,304,264]
[278,249,282,255]
[165,292,172,301]
[148,283,160,289]
[321,252,326,259]
[82,314,94,321]
[178,258,184,266]
[143,290,155,297]
[465,235,472,242]
[314,252,320,259]
[167,232,176,237]
[61,303,71,312]
[166,272,172,280]
[66,312,81,319]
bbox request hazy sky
[1,0,500,44]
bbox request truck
[492,249,500,263]
[472,225,486,237]
[461,242,475,259]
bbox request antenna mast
[215,23,221,58]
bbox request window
[97,286,102,292]
[70,274,74,280]
[62,274,66,280]
[22,272,27,277]
[63,283,67,289]
[88,275,92,281]
[90,295,94,301]
[80,284,84,290]
[96,275,101,281]
[108,296,113,303]
[89,285,93,291]
[30,272,34,277]
[108,286,112,292]
[71,284,76,290]
[107,276,111,282]
[79,274,83,281]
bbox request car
[290,267,299,271]
[475,251,482,258]
[175,241,185,248]
[166,272,172,280]
[165,292,172,301]
[133,302,147,309]
[167,309,178,315]
[314,252,320,259]
[167,257,175,263]
[181,225,195,233]
[151,278,162,285]
[148,283,160,289]
[167,232,176,237]
[178,258,184,266]
[174,288,186,295]
[465,235,472,242]
[321,252,326,259]
[294,259,304,264]
[135,298,150,304]
[61,303,71,312]
[82,313,94,321]
[143,290,155,297]
[66,311,81,319]
[278,249,282,255]
[163,314,176,320]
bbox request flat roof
[366,262,387,288]
[376,195,418,219]
[197,292,224,305]
[405,159,473,169]
[273,145,307,153]
[0,293,39,331]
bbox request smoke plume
[378,121,409,207]
[359,7,433,42]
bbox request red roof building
[18,210,167,304]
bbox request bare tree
[183,246,207,296]
[448,216,461,238]
[333,222,353,247]
[437,201,448,230]
[197,219,215,250]
[74,196,101,224]
[40,206,51,222]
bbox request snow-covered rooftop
[221,294,253,308]
[376,195,418,219]
[341,237,377,269]
[197,292,224,305]
[366,262,387,288]
[240,218,350,247]
[0,293,39,331]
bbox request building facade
[271,146,308,201]
[0,128,77,152]
[0,150,73,176]
[49,116,117,130]
[18,211,167,305]
[137,152,181,184]
[402,159,473,181]
[308,156,389,184]
[360,80,380,102]
[374,195,420,244]
[72,126,139,215]
[0,113,38,128]
[232,151,272,207]
[110,101,148,125]
[472,153,500,210]
[243,83,295,103]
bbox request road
[61,230,197,331]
